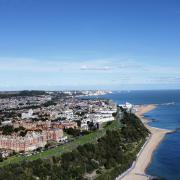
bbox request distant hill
[0,90,46,98]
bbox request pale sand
[118,105,172,180]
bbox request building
[0,129,63,152]
[119,102,135,113]
[0,132,46,152]
[21,109,37,119]
[13,120,51,130]
[45,128,63,142]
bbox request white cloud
[0,56,180,89]
[80,65,111,71]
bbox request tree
[1,125,14,135]
[0,154,3,162]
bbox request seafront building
[0,129,63,152]
[119,102,136,113]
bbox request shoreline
[117,104,172,180]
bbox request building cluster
[0,91,118,153]
[0,95,52,110]
[13,119,77,131]
[78,90,112,96]
[0,119,78,152]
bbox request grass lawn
[0,120,122,167]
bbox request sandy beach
[117,104,171,180]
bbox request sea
[84,90,180,180]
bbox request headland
[117,104,172,180]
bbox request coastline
[117,104,172,180]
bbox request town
[0,90,122,160]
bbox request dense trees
[0,125,14,135]
[43,101,57,107]
[19,90,46,96]
[64,128,90,137]
[0,125,27,136]
[0,111,149,180]
[0,91,46,98]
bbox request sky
[0,0,180,90]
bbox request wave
[155,102,176,106]
[174,128,180,132]
[151,118,159,122]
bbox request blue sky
[0,0,180,90]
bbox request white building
[1,120,12,126]
[21,109,34,119]
[119,102,136,113]
[59,110,74,120]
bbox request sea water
[86,90,180,180]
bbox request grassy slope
[0,120,121,167]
